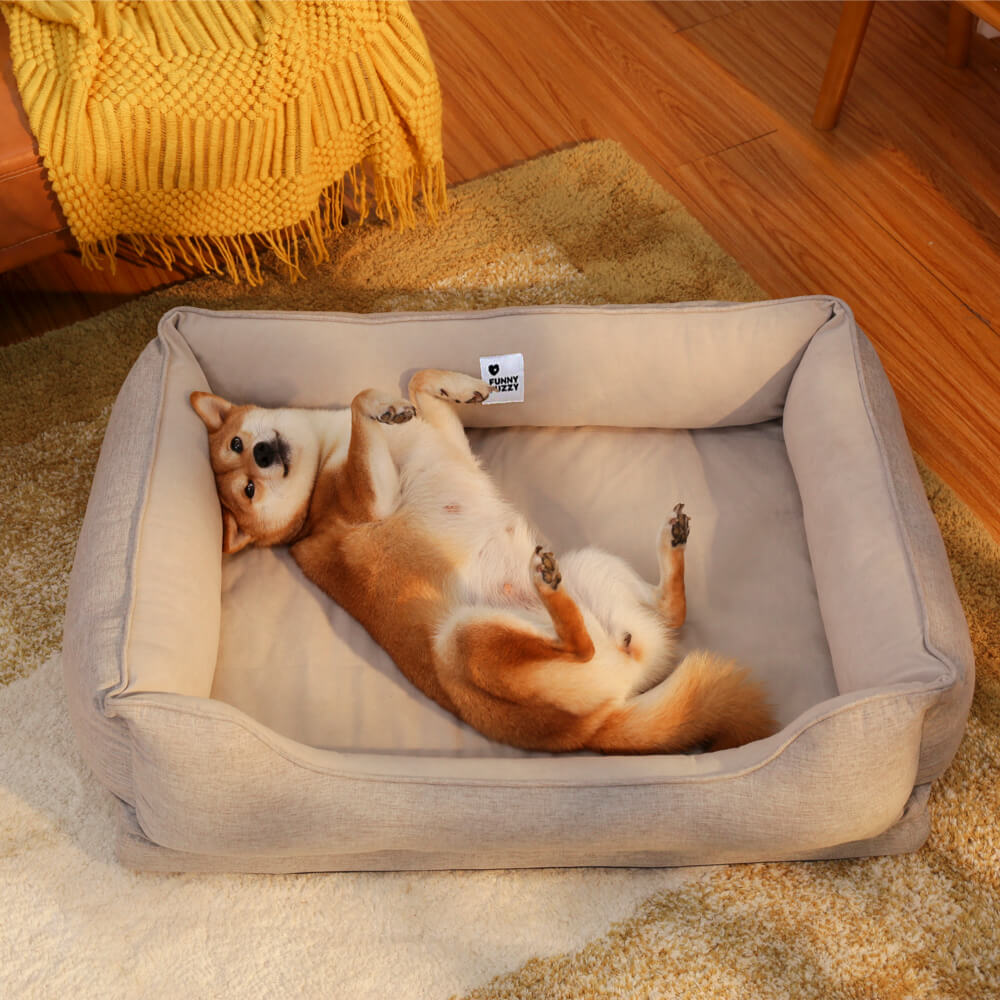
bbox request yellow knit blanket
[1,0,447,282]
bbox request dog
[191,369,777,754]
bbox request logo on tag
[479,353,525,404]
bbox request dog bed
[63,297,974,872]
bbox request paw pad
[669,502,691,548]
[376,404,416,425]
[438,386,490,404]
[533,546,562,590]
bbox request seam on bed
[160,295,840,330]
[115,683,941,789]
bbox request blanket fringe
[78,159,448,286]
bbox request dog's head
[190,392,319,553]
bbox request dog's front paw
[355,389,416,425]
[375,402,417,425]
[532,546,562,591]
[434,372,493,404]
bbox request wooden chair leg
[946,3,977,67]
[813,0,877,130]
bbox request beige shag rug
[1,140,997,999]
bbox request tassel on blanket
[76,160,449,286]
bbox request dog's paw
[668,502,690,548]
[356,390,417,424]
[531,546,562,591]
[434,372,493,405]
[375,402,417,425]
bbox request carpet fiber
[1,140,997,998]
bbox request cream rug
[1,141,997,999]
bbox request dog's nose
[253,440,277,468]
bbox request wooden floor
[2,1,999,538]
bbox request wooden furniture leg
[946,3,977,66]
[812,0,877,130]
[946,1,1000,69]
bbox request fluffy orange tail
[587,650,777,754]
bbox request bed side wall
[62,340,166,801]
[63,323,226,800]
[114,688,933,865]
[120,322,222,698]
[784,308,973,784]
[115,784,933,873]
[166,299,837,430]
[852,334,975,780]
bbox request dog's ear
[190,391,233,433]
[221,509,252,554]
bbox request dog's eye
[231,437,243,453]
[244,481,255,500]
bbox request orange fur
[588,651,776,754]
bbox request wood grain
[655,0,749,32]
[1,0,998,539]
[680,3,1000,333]
[0,250,188,343]
[416,0,775,183]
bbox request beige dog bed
[63,298,973,872]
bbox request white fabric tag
[479,352,525,404]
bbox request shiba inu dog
[191,369,777,754]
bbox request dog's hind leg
[408,369,493,454]
[528,548,597,661]
[443,549,595,693]
[656,503,690,628]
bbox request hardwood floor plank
[656,1,750,32]
[679,1,1000,331]
[419,3,576,182]
[419,0,775,180]
[0,250,187,344]
[538,2,777,165]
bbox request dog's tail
[586,650,778,754]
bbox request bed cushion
[62,298,974,872]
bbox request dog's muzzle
[253,436,290,476]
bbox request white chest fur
[390,420,542,610]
